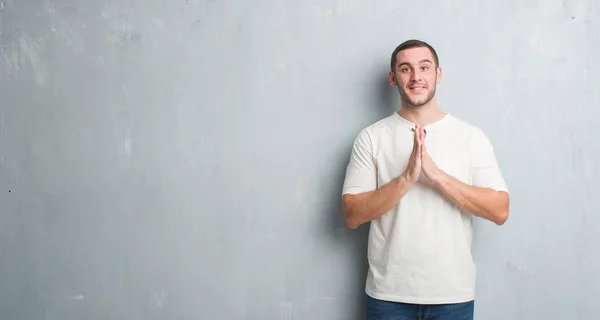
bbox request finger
[422,142,429,159]
[415,125,420,142]
[412,125,419,150]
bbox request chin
[405,97,429,107]
[404,92,435,108]
[408,102,427,108]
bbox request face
[388,47,442,108]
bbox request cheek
[398,77,411,87]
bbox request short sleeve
[342,130,378,195]
[470,128,509,193]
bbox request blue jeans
[365,294,474,320]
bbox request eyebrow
[398,59,434,67]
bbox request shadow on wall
[376,69,398,114]
[324,151,370,320]
[320,66,398,320]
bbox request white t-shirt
[342,112,508,304]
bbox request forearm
[342,175,413,229]
[431,172,509,225]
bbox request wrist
[397,173,415,188]
[429,169,447,187]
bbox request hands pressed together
[402,124,443,185]
[399,125,509,225]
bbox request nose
[410,69,422,82]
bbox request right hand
[402,124,423,183]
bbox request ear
[436,67,442,84]
[388,71,398,86]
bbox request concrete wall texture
[1,0,599,319]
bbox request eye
[401,67,410,72]
[421,66,429,71]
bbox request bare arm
[430,172,509,225]
[342,124,424,229]
[418,125,510,225]
[342,175,414,229]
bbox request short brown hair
[390,39,439,71]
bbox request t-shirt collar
[393,111,451,132]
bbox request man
[341,39,510,320]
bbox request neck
[398,98,446,126]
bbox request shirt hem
[365,289,475,305]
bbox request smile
[408,86,427,93]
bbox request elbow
[342,195,361,230]
[346,218,361,230]
[342,207,360,229]
[492,191,510,226]
[494,210,509,226]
